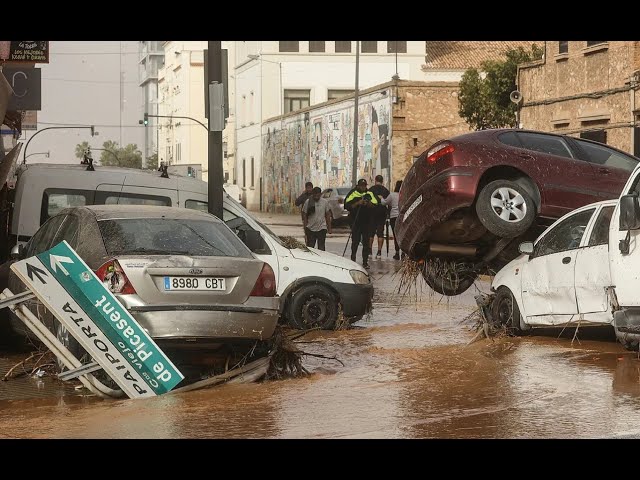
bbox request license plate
[163,277,226,291]
[404,194,422,220]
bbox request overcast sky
[20,41,144,164]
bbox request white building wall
[235,41,426,211]
[158,41,236,185]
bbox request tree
[145,153,158,171]
[458,45,544,131]
[74,141,90,160]
[99,141,142,169]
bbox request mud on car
[395,128,640,295]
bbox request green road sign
[34,241,184,394]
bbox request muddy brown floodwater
[2,234,640,438]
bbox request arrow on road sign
[50,254,73,276]
[26,263,48,284]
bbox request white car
[491,199,617,338]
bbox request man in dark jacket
[344,178,380,268]
[368,174,390,259]
[295,181,314,243]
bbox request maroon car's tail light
[95,259,137,295]
[250,263,276,297]
[426,142,455,164]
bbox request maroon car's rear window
[98,218,252,258]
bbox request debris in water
[279,236,313,252]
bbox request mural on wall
[262,91,392,213]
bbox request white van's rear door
[610,167,640,307]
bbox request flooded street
[2,231,640,438]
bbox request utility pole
[352,41,360,187]
[207,41,224,219]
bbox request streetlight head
[248,54,259,60]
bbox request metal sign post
[9,240,184,399]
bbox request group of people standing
[295,176,402,269]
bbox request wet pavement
[2,224,640,438]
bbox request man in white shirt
[302,187,332,250]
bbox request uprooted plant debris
[279,236,314,252]
[462,293,513,345]
[267,327,344,379]
[2,350,57,382]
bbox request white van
[1,163,373,330]
[490,158,640,350]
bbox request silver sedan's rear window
[98,218,252,258]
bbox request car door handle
[562,256,571,264]
[518,153,534,160]
[598,167,610,174]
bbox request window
[361,41,377,53]
[574,138,639,173]
[517,132,574,159]
[328,89,354,100]
[533,208,595,257]
[284,89,310,114]
[28,215,66,257]
[587,41,606,47]
[279,41,299,52]
[588,206,615,247]
[54,215,80,248]
[309,41,325,53]
[41,188,94,225]
[387,41,407,53]
[98,218,251,258]
[558,41,568,54]
[185,199,209,213]
[498,131,523,148]
[250,157,255,188]
[242,158,246,187]
[580,129,607,144]
[176,143,181,162]
[335,41,351,53]
[95,191,171,207]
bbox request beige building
[518,41,640,155]
[157,41,235,183]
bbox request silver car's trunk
[117,255,263,305]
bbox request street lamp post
[23,125,95,165]
[141,113,207,131]
[24,151,50,161]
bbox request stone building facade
[518,41,640,155]
[261,80,470,213]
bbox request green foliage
[99,141,142,169]
[145,153,158,170]
[74,141,90,159]
[458,45,544,131]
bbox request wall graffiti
[262,90,392,213]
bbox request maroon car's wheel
[421,260,477,296]
[476,179,535,238]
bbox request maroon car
[396,128,639,295]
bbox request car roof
[61,205,223,223]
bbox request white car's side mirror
[518,241,534,256]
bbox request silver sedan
[8,205,280,354]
